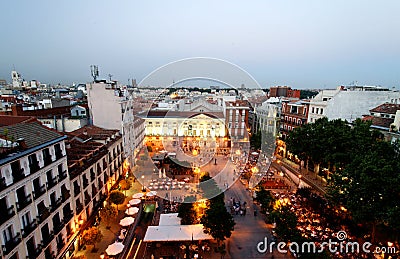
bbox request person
[254,209,257,217]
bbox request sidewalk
[73,179,144,259]
[279,158,327,194]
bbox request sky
[1,0,399,89]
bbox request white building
[0,119,73,259]
[308,86,400,123]
[87,81,145,167]
[255,97,281,136]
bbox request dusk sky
[1,1,399,89]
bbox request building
[308,86,400,123]
[280,98,310,140]
[0,118,73,259]
[362,103,400,142]
[255,97,281,136]
[269,86,300,98]
[87,80,145,167]
[61,125,124,258]
[223,100,250,144]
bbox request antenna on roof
[108,74,113,81]
[90,65,99,81]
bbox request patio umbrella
[132,193,144,199]
[125,207,139,215]
[163,168,166,178]
[146,191,157,197]
[106,242,124,256]
[120,216,135,226]
[129,199,141,205]
[159,169,162,179]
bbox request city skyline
[1,1,399,89]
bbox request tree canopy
[100,204,118,228]
[108,190,125,210]
[286,117,400,240]
[82,227,103,250]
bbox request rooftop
[370,103,400,114]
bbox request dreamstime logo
[126,57,277,202]
[256,231,397,255]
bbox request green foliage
[270,206,299,242]
[119,179,131,192]
[100,204,118,228]
[327,140,400,240]
[177,202,197,225]
[254,186,275,213]
[300,90,318,99]
[82,227,103,249]
[199,172,222,199]
[108,190,125,210]
[200,200,235,246]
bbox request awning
[143,224,212,242]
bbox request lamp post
[298,174,302,187]
[141,175,146,192]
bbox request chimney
[16,138,27,149]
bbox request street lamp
[298,174,302,187]
[141,175,146,192]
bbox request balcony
[33,185,46,199]
[57,238,65,253]
[82,178,89,187]
[53,221,64,234]
[74,187,81,197]
[63,210,73,223]
[12,168,25,183]
[22,220,37,238]
[0,177,8,191]
[61,190,71,202]
[76,203,83,214]
[55,150,64,160]
[16,196,32,211]
[0,205,15,225]
[43,157,53,167]
[2,234,21,255]
[46,176,58,189]
[28,245,43,259]
[29,160,40,174]
[50,198,62,212]
[37,208,50,223]
[84,197,91,207]
[59,170,68,181]
[90,172,96,182]
[41,231,54,248]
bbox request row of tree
[177,173,235,255]
[286,117,400,241]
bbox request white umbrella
[146,191,157,197]
[251,152,259,155]
[125,207,139,215]
[129,199,141,205]
[106,242,124,256]
[159,169,162,179]
[132,193,144,199]
[163,168,166,178]
[120,216,135,226]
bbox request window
[312,107,315,113]
[320,108,323,114]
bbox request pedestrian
[254,210,257,217]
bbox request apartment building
[0,118,73,259]
[280,98,310,140]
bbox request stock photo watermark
[257,231,397,255]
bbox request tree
[82,227,103,251]
[119,179,131,194]
[108,190,125,210]
[254,186,275,214]
[270,206,299,242]
[199,172,221,200]
[327,140,400,242]
[178,202,197,225]
[201,195,235,248]
[100,204,118,229]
